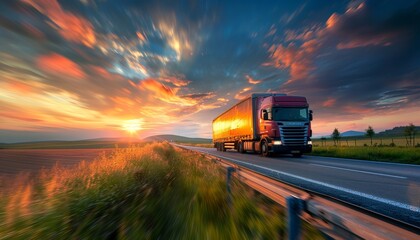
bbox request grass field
[0,142,323,239]
[309,146,420,165]
[313,136,415,147]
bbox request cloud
[0,15,45,41]
[262,0,420,136]
[322,98,336,107]
[265,42,315,82]
[160,76,191,87]
[157,15,193,61]
[22,0,96,47]
[37,53,85,78]
[246,75,261,84]
[138,78,218,111]
[234,87,252,100]
[325,2,396,49]
[1,0,419,139]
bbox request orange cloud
[161,77,191,87]
[23,0,96,47]
[136,31,146,43]
[337,36,392,49]
[140,78,175,98]
[37,53,85,79]
[266,43,314,82]
[138,79,220,115]
[326,13,339,29]
[6,82,34,94]
[235,87,252,100]
[246,75,261,84]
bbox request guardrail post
[226,166,235,207]
[286,196,304,240]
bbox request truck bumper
[270,144,312,154]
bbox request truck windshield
[272,107,308,121]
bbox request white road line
[312,155,420,168]
[198,150,420,213]
[309,163,407,179]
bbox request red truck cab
[258,96,312,157]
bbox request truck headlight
[273,140,282,145]
[308,141,312,145]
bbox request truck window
[272,107,308,121]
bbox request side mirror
[262,110,268,120]
[309,110,313,121]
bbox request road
[179,145,420,228]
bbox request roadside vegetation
[0,142,323,239]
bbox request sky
[0,0,419,143]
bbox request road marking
[312,155,420,168]
[190,148,420,213]
[309,163,407,179]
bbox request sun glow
[122,119,143,134]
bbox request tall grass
[311,146,420,165]
[0,142,324,239]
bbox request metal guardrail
[175,145,419,240]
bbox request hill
[143,134,212,143]
[341,131,364,137]
[377,126,420,137]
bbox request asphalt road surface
[179,145,420,228]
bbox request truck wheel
[222,143,226,152]
[261,140,270,157]
[238,141,245,153]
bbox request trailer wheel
[238,142,245,153]
[261,140,270,157]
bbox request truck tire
[261,140,270,157]
[222,143,226,152]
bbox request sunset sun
[122,119,143,134]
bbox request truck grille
[280,126,308,146]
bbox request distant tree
[365,126,375,146]
[331,128,340,146]
[404,123,416,147]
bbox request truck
[212,93,313,157]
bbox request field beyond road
[309,146,420,165]
[0,142,324,239]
